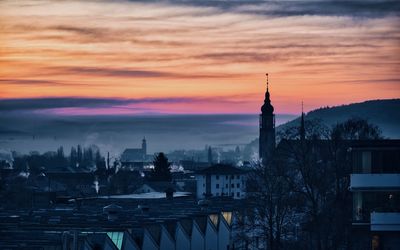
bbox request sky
[0,0,399,115]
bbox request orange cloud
[0,0,399,114]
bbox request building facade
[195,164,247,199]
[350,140,400,250]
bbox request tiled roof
[194,216,207,234]
[121,148,144,162]
[0,196,242,248]
[195,164,247,175]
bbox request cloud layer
[0,0,399,114]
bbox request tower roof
[261,73,274,114]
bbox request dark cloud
[325,78,400,85]
[0,98,131,112]
[0,96,250,112]
[48,66,243,79]
[0,79,90,86]
[166,0,400,17]
[52,25,104,37]
[61,66,170,78]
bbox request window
[236,175,240,179]
[237,183,240,188]
[225,184,228,188]
[237,192,240,197]
[231,184,234,188]
[226,175,228,180]
[216,184,220,189]
[231,175,234,179]
[231,192,234,197]
[216,175,219,180]
[216,192,219,196]
[203,184,205,187]
[107,232,123,249]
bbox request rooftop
[195,164,248,175]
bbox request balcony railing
[370,212,400,231]
[350,174,400,191]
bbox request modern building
[259,74,276,165]
[0,196,241,250]
[349,140,400,250]
[195,164,247,199]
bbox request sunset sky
[1,0,399,115]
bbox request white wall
[196,175,206,199]
[196,174,246,199]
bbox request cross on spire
[266,73,269,91]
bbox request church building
[120,137,148,169]
[259,74,276,164]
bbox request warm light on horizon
[1,0,399,115]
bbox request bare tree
[277,117,382,250]
[236,155,298,250]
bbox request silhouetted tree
[56,146,68,168]
[82,147,94,168]
[276,117,382,250]
[241,159,298,250]
[150,153,171,181]
[331,117,382,140]
[77,145,83,165]
[207,146,213,164]
[70,146,77,167]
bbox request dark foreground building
[350,140,400,250]
[0,196,246,250]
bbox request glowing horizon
[1,0,399,115]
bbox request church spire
[261,73,274,114]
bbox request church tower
[142,137,147,156]
[259,73,275,164]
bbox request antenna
[302,100,304,114]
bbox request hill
[278,99,400,138]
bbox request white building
[195,164,248,199]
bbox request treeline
[12,145,106,173]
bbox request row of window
[216,183,240,189]
[215,192,241,197]
[202,183,242,188]
[215,175,241,180]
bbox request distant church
[120,138,148,168]
[259,74,276,164]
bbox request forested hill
[277,99,400,139]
